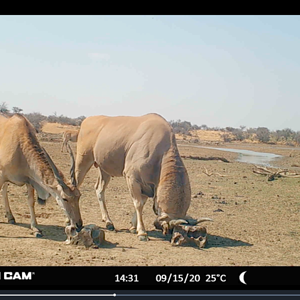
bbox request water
[180,145,282,167]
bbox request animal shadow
[0,222,67,242]
[1,222,120,248]
[147,229,167,241]
[97,240,119,249]
[205,234,253,249]
[147,229,252,249]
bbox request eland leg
[152,195,158,215]
[126,174,149,241]
[61,140,67,152]
[65,215,71,226]
[61,209,71,227]
[131,195,156,233]
[130,211,137,234]
[26,184,43,237]
[95,169,113,230]
[1,182,16,224]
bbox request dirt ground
[0,137,299,266]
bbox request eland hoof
[8,219,16,224]
[106,223,115,231]
[65,239,71,245]
[129,227,137,234]
[138,235,149,242]
[34,232,43,238]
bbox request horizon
[4,107,297,133]
[1,16,300,131]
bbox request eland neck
[19,129,63,191]
[156,136,191,220]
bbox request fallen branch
[253,165,300,181]
[202,167,228,177]
[181,155,230,163]
[291,164,300,167]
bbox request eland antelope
[0,114,83,237]
[61,130,79,152]
[74,113,199,241]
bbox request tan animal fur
[0,114,83,237]
[61,130,79,152]
[75,113,191,241]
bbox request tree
[12,107,23,114]
[256,127,270,143]
[75,116,86,126]
[294,131,300,145]
[0,102,9,114]
[225,127,235,132]
[25,112,47,131]
[169,119,192,135]
[232,129,245,141]
[222,133,232,142]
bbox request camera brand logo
[0,272,35,280]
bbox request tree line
[1,102,300,145]
[0,102,85,131]
[169,119,300,145]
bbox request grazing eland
[0,114,83,237]
[61,130,79,153]
[74,113,210,241]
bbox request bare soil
[0,137,299,266]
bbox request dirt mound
[176,130,234,143]
[41,122,79,134]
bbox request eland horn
[67,143,77,187]
[195,217,213,225]
[184,217,214,225]
[169,219,189,227]
[42,147,68,189]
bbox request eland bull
[0,114,83,237]
[61,130,79,153]
[74,113,212,241]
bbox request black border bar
[0,266,298,290]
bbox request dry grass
[41,122,79,134]
[176,130,229,142]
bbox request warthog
[167,218,213,248]
[65,224,105,248]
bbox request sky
[1,15,300,131]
